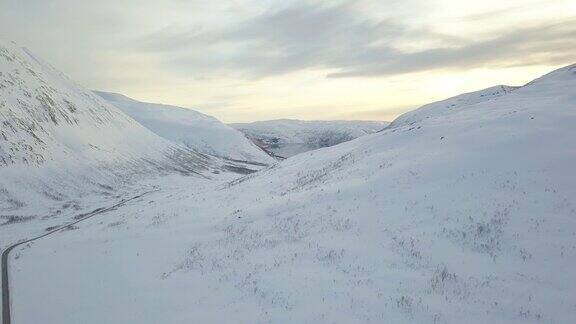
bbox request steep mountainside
[95,92,274,164]
[230,119,389,158]
[12,64,576,323]
[0,40,227,214]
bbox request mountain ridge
[95,91,275,165]
[0,40,248,214]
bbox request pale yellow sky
[1,0,574,122]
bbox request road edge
[1,190,156,324]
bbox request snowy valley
[231,119,389,158]
[1,40,576,324]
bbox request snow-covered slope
[230,119,389,158]
[11,65,576,323]
[95,92,275,164]
[0,40,226,215]
[390,85,519,128]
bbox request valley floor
[5,160,576,324]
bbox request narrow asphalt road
[1,190,156,324]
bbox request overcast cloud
[0,0,574,121]
[139,2,576,78]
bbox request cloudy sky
[1,0,574,122]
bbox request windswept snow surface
[230,119,389,158]
[9,64,576,323]
[95,91,275,165]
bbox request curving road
[1,190,155,324]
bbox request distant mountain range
[230,119,389,158]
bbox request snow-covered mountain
[9,63,575,323]
[390,85,519,128]
[0,40,249,215]
[230,119,389,158]
[95,92,275,165]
